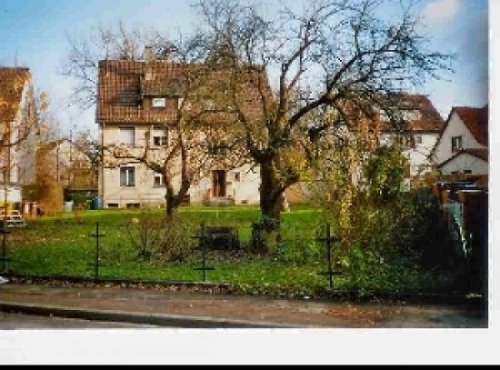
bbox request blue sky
[0,0,489,136]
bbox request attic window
[152,98,166,108]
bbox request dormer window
[152,98,166,108]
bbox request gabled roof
[380,94,444,133]
[437,148,489,168]
[0,67,31,123]
[453,105,488,146]
[400,94,444,132]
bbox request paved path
[0,283,487,328]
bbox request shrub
[125,210,164,261]
[157,216,196,262]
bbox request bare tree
[195,0,451,227]
[63,22,167,109]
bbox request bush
[158,216,196,262]
[250,217,281,254]
[125,210,164,261]
[276,239,322,264]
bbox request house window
[415,135,423,144]
[153,173,164,187]
[152,98,166,108]
[120,167,135,187]
[153,135,168,146]
[234,172,241,182]
[119,127,135,146]
[463,170,472,174]
[451,136,462,153]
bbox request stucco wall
[380,131,439,177]
[100,125,261,207]
[439,153,488,176]
[433,112,486,166]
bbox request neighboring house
[96,59,261,209]
[379,94,445,180]
[36,138,98,190]
[433,105,488,176]
[0,67,37,206]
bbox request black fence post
[317,223,341,289]
[90,222,105,281]
[192,222,214,282]
[0,220,10,275]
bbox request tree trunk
[259,158,283,223]
[253,158,284,253]
[165,179,177,219]
[165,188,176,218]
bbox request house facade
[379,94,445,180]
[432,105,488,176]
[0,67,37,206]
[96,59,261,209]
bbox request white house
[0,67,37,206]
[379,94,445,179]
[433,105,488,176]
[96,59,261,209]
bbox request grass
[4,206,452,295]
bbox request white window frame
[153,173,164,187]
[120,167,135,187]
[152,98,167,108]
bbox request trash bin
[64,201,74,212]
[90,196,102,210]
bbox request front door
[212,170,227,197]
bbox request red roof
[0,67,31,123]
[453,105,488,146]
[398,94,444,132]
[381,94,444,132]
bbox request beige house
[0,67,38,205]
[96,59,261,208]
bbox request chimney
[143,46,156,62]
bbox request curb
[0,301,298,329]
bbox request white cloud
[420,0,460,26]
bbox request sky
[0,0,489,137]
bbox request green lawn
[4,206,452,295]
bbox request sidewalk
[0,282,487,328]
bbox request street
[0,312,161,329]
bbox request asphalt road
[0,311,162,329]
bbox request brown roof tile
[397,94,444,131]
[454,105,488,146]
[97,60,189,124]
[0,67,31,123]
[97,60,270,126]
[380,94,444,132]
